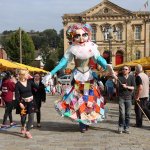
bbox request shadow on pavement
[37,121,80,132]
[0,130,25,138]
[35,121,120,134]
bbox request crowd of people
[0,70,46,139]
[0,23,149,139]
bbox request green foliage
[2,29,35,64]
[31,28,64,70]
[0,28,64,70]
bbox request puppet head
[66,23,92,45]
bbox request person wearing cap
[134,64,150,127]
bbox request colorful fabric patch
[94,87,100,97]
[74,83,79,90]
[61,101,68,109]
[97,98,101,106]
[78,97,84,106]
[79,84,84,90]
[89,89,94,96]
[94,104,100,113]
[88,95,94,102]
[83,95,88,102]
[74,102,79,111]
[71,98,77,105]
[87,101,93,108]
[79,103,86,113]
[54,78,106,125]
[84,83,90,90]
[70,113,78,120]
[84,89,89,95]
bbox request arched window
[136,51,141,59]
[115,51,123,65]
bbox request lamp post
[107,31,113,64]
[103,26,118,64]
[19,27,22,64]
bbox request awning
[14,62,48,73]
[0,59,25,70]
[0,59,48,73]
[114,57,150,70]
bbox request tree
[37,29,64,70]
[57,29,64,60]
[40,45,58,71]
[2,29,35,64]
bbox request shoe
[25,131,32,139]
[118,127,123,134]
[21,128,26,134]
[37,123,41,128]
[80,128,86,133]
[124,128,130,134]
[1,124,10,128]
[31,125,34,128]
[86,125,89,131]
[133,124,142,128]
[10,122,17,126]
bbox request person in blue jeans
[105,76,114,101]
[116,66,135,134]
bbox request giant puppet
[42,23,116,132]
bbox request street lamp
[103,26,118,64]
[107,29,113,64]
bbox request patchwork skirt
[55,75,106,125]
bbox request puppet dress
[54,42,106,125]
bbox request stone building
[62,0,150,67]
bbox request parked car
[58,75,71,85]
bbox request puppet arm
[93,44,117,79]
[42,48,73,85]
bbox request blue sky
[0,0,147,33]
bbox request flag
[144,0,149,9]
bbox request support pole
[19,27,22,64]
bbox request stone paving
[0,95,149,150]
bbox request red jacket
[1,79,15,102]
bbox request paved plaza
[0,95,149,150]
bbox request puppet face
[73,29,89,46]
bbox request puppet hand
[112,74,118,80]
[42,72,52,86]
[106,64,118,80]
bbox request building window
[116,27,122,41]
[102,26,112,41]
[103,8,109,14]
[134,26,141,40]
[91,28,96,42]
[136,51,141,59]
